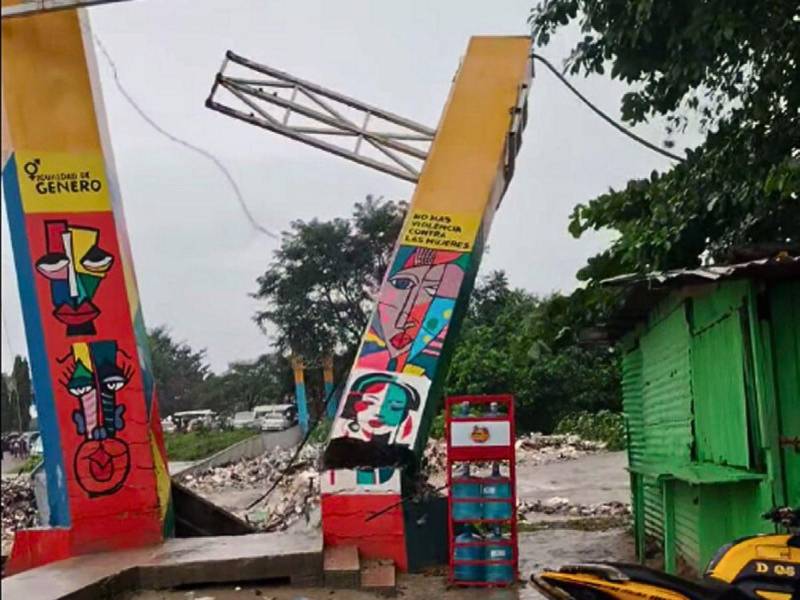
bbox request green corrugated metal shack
[602,256,799,575]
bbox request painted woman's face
[349,382,409,438]
[378,262,463,358]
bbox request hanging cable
[531,53,685,163]
[92,34,279,239]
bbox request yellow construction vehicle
[531,507,800,600]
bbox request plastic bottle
[452,463,482,520]
[453,526,483,582]
[482,462,512,520]
[484,526,513,583]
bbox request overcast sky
[1,0,701,373]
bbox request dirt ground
[131,451,633,600]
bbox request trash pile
[1,477,39,556]
[178,444,322,532]
[421,432,606,486]
[518,497,631,519]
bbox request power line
[92,34,279,239]
[531,53,685,163]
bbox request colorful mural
[2,9,172,573]
[36,220,114,336]
[357,246,468,378]
[59,341,132,496]
[332,369,429,446]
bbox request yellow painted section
[708,535,798,582]
[14,151,111,213]
[72,343,92,370]
[401,210,480,252]
[1,84,12,170]
[405,37,530,219]
[1,6,101,153]
[756,592,791,600]
[149,433,171,522]
[292,357,305,384]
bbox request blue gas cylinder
[452,463,482,521]
[484,527,514,583]
[482,463,512,520]
[453,527,483,582]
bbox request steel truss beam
[206,51,435,183]
[1,0,131,18]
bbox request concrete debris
[518,497,631,518]
[178,444,322,533]
[1,476,39,556]
[422,432,605,483]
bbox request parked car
[254,404,297,432]
[231,411,258,430]
[172,409,217,432]
[160,417,176,433]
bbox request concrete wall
[178,426,302,477]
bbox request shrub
[555,410,626,451]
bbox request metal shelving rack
[446,394,518,587]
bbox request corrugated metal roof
[598,254,800,339]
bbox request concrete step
[360,558,396,593]
[323,544,360,588]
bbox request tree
[1,356,32,432]
[253,196,406,360]
[530,1,799,283]
[445,272,620,433]
[148,327,211,416]
[201,353,294,415]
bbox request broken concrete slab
[1,530,322,600]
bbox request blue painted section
[2,155,70,527]
[295,381,309,435]
[324,381,336,418]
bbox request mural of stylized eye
[81,246,113,273]
[68,385,93,397]
[36,253,70,273]
[390,277,415,290]
[102,375,127,392]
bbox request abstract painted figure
[35,220,114,336]
[336,372,421,446]
[358,246,468,377]
[59,341,132,496]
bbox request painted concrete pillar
[1,9,172,573]
[291,355,309,434]
[321,37,532,569]
[323,355,336,418]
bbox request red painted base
[5,520,163,576]
[321,493,407,571]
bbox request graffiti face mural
[335,371,424,446]
[36,220,114,336]
[60,341,132,496]
[358,246,468,377]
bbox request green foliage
[555,409,626,450]
[253,195,406,359]
[530,1,799,280]
[164,429,258,462]
[16,456,42,474]
[148,326,211,416]
[445,272,621,433]
[1,356,32,432]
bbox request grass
[165,429,259,462]
[15,455,42,474]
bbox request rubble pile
[518,496,631,519]
[1,477,38,556]
[422,432,606,484]
[179,444,322,532]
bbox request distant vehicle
[172,409,217,432]
[30,436,43,457]
[160,417,176,433]
[254,403,297,432]
[231,411,258,430]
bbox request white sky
[1,0,702,373]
